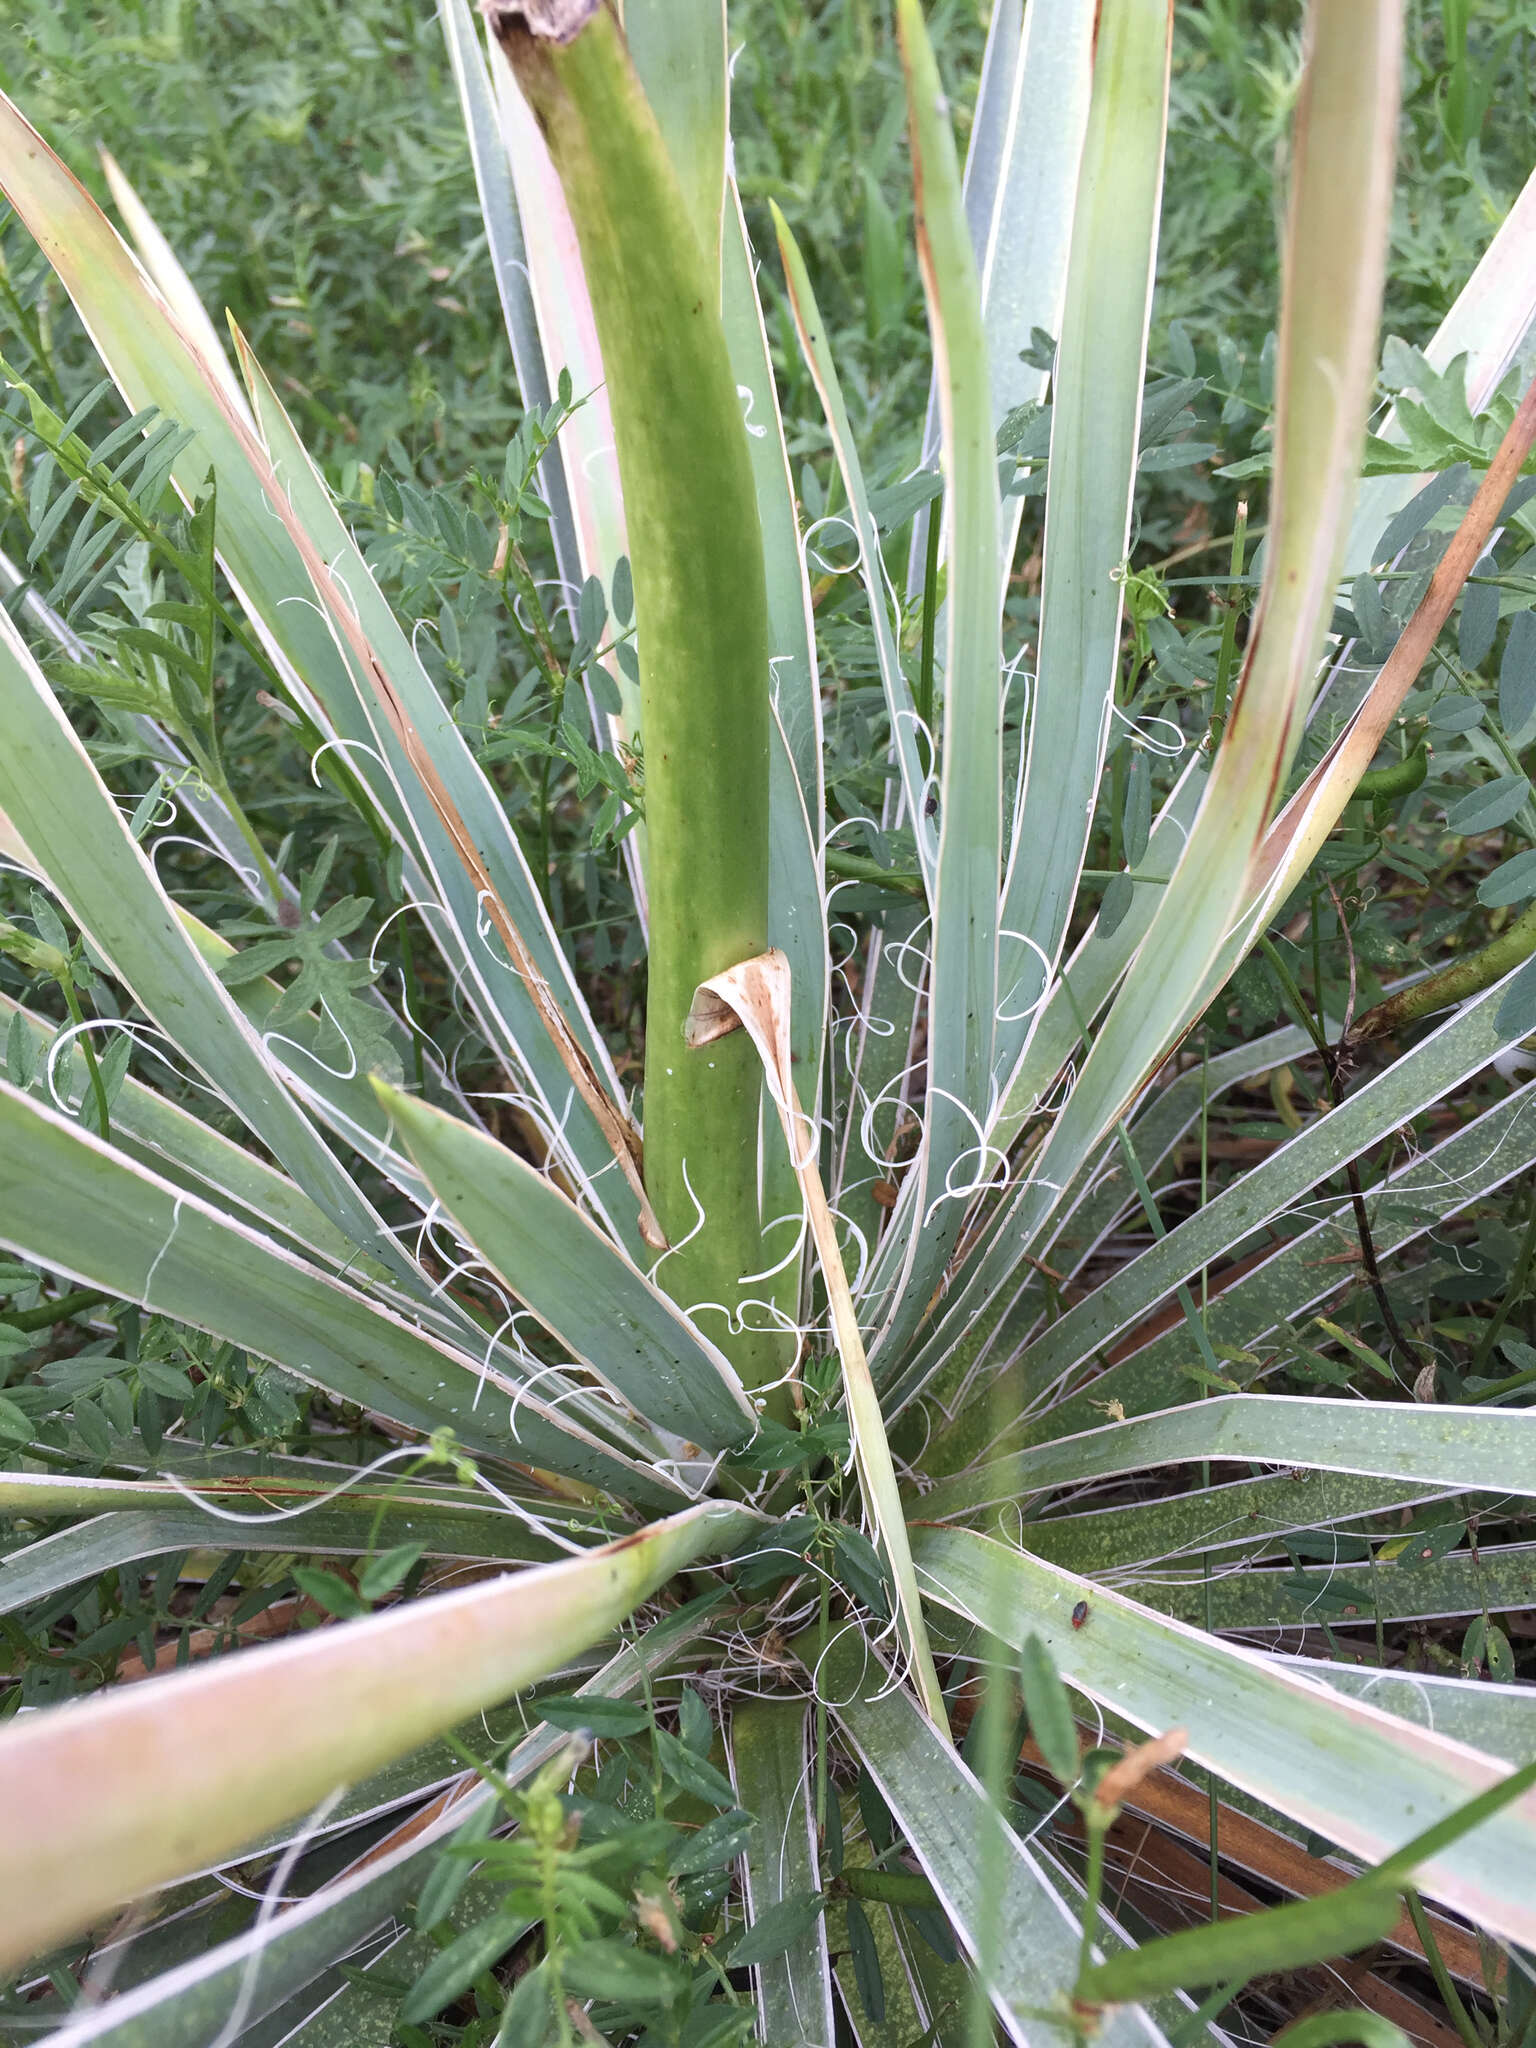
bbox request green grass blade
[1079,1884,1399,2005]
[0,1078,683,1504]
[373,1077,756,1452]
[914,1524,1536,1947]
[729,1701,834,2046]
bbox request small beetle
[1071,1599,1089,1630]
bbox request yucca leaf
[1139,1541,1536,1633]
[0,1501,748,1972]
[972,4,1402,1302]
[945,0,1094,584]
[434,0,583,599]
[0,1499,568,1620]
[898,1005,1324,1425]
[1297,1657,1536,1769]
[721,185,827,1340]
[812,1627,1167,2047]
[915,936,1527,1431]
[0,1078,681,1503]
[0,989,369,1276]
[688,950,947,1727]
[0,610,402,1277]
[0,90,646,1248]
[994,0,1170,1075]
[96,148,249,419]
[860,0,1003,1370]
[625,0,727,288]
[1345,161,1536,575]
[964,1077,1536,1483]
[771,205,936,900]
[729,1701,835,2045]
[229,326,660,1258]
[372,1077,756,1452]
[483,18,639,814]
[914,1525,1536,1947]
[921,1393,1536,1524]
[31,1595,725,2048]
[1013,1471,1425,1576]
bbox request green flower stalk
[485,0,781,1398]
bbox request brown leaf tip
[481,0,599,43]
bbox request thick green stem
[1349,895,1536,1046]
[488,1,778,1394]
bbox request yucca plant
[0,0,1535,2041]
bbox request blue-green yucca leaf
[435,0,584,601]
[854,0,1004,1379]
[0,89,652,1258]
[909,923,1529,1428]
[720,185,827,1342]
[0,609,407,1281]
[0,1077,682,1505]
[813,1627,1167,2047]
[914,1525,1536,1949]
[966,1076,1536,1484]
[993,0,1171,1082]
[960,3,1402,1340]
[729,1700,835,2045]
[920,1391,1536,1524]
[373,1077,757,1453]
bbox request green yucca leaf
[815,1627,1164,2045]
[373,1076,757,1452]
[915,1525,1536,1947]
[730,1701,835,2041]
[0,1505,750,1974]
[0,1078,677,1501]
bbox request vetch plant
[0,0,1534,2041]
